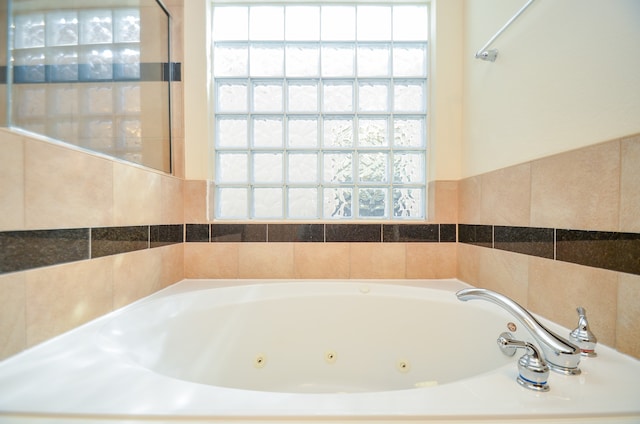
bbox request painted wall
[462,0,640,178]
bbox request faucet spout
[456,288,581,375]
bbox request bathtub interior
[97,282,518,393]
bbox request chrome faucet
[456,288,581,375]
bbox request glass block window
[212,4,428,220]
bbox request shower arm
[475,0,537,62]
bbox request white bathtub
[0,279,639,424]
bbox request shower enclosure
[1,0,173,173]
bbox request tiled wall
[457,133,640,359]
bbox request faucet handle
[497,332,550,392]
[570,306,598,357]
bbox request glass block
[393,152,424,184]
[114,9,140,43]
[394,81,425,113]
[323,117,353,148]
[288,153,318,183]
[253,153,283,183]
[321,6,355,41]
[50,86,79,115]
[357,6,391,41]
[358,82,389,112]
[393,117,425,147]
[218,188,248,219]
[358,118,388,147]
[285,44,319,77]
[13,50,45,83]
[214,43,248,77]
[288,118,318,148]
[117,84,141,113]
[288,188,318,219]
[358,188,387,218]
[213,7,248,41]
[358,152,388,183]
[216,153,248,183]
[120,119,142,140]
[393,44,427,77]
[216,82,247,112]
[80,10,113,44]
[216,117,248,148]
[49,48,79,81]
[285,6,320,41]
[393,6,429,41]
[393,188,423,218]
[357,44,390,77]
[323,153,352,183]
[54,120,80,142]
[86,119,114,150]
[81,47,113,80]
[323,82,353,113]
[14,14,45,49]
[17,87,46,117]
[287,81,318,113]
[85,86,113,114]
[323,187,352,218]
[321,44,354,77]
[252,82,283,112]
[46,12,79,46]
[252,117,283,147]
[250,44,284,77]
[254,188,283,218]
[250,6,284,40]
[115,47,140,80]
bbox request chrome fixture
[570,307,598,357]
[498,332,549,392]
[456,288,581,375]
[474,0,537,62]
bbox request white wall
[462,0,640,178]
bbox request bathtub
[0,279,639,424]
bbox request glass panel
[285,44,319,77]
[218,188,248,218]
[254,188,283,218]
[393,117,425,147]
[288,188,318,218]
[357,6,391,41]
[358,188,387,218]
[285,6,320,41]
[358,152,388,183]
[393,44,427,77]
[14,50,46,82]
[323,81,353,113]
[250,44,284,77]
[323,117,354,148]
[288,153,318,183]
[115,47,140,80]
[250,6,284,40]
[217,153,248,183]
[113,9,140,43]
[216,117,248,148]
[321,44,354,77]
[253,153,283,183]
[252,117,283,147]
[393,6,429,41]
[217,82,248,112]
[358,118,388,147]
[287,81,318,113]
[252,81,283,112]
[213,6,248,41]
[80,46,113,80]
[394,81,425,113]
[358,82,389,112]
[321,6,355,41]
[323,153,352,183]
[214,43,248,77]
[85,86,113,114]
[324,187,352,218]
[393,188,423,218]
[357,44,390,77]
[288,117,318,148]
[393,152,424,184]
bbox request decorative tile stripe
[458,224,493,248]
[494,226,554,259]
[91,226,149,258]
[150,224,184,248]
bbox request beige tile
[458,175,482,224]
[112,249,163,309]
[406,243,457,279]
[24,139,114,229]
[528,258,618,347]
[617,273,640,359]
[294,243,350,279]
[429,180,458,223]
[531,140,620,231]
[171,136,185,179]
[25,258,113,347]
[184,242,238,279]
[477,249,529,306]
[456,243,482,286]
[160,243,185,287]
[350,243,406,279]
[481,162,531,227]
[0,272,27,360]
[620,134,640,233]
[113,162,162,225]
[239,243,295,279]
[184,179,208,223]
[161,175,184,224]
[0,130,25,231]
